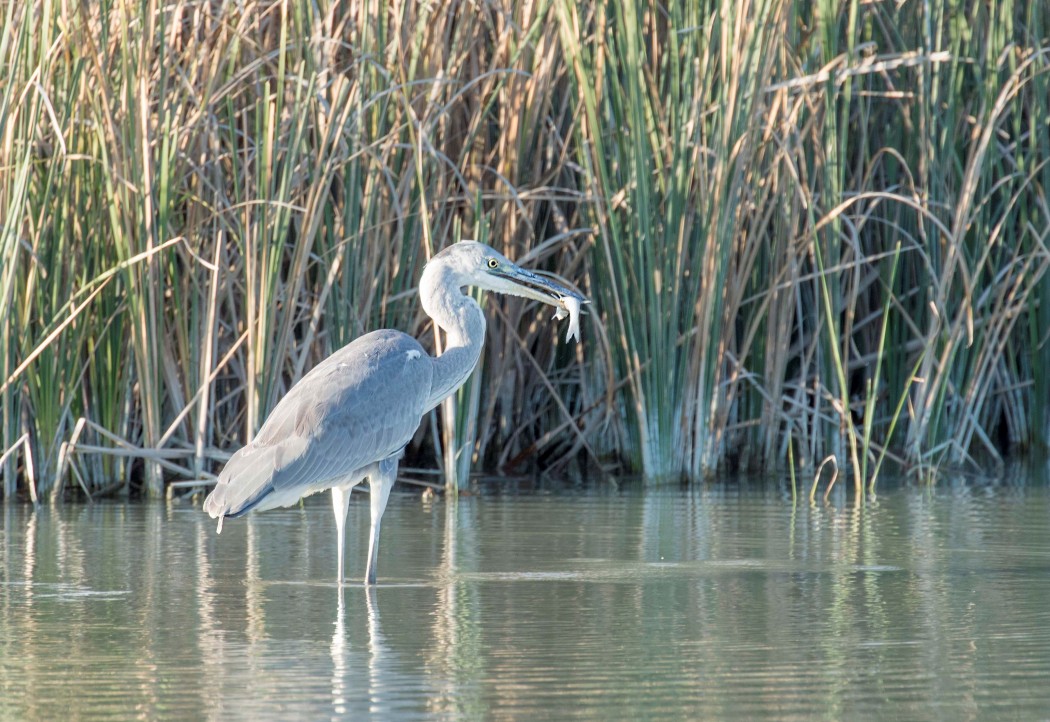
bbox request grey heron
[203,240,586,585]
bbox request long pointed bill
[494,265,588,343]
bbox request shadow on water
[3,474,1050,719]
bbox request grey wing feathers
[204,330,432,523]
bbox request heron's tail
[203,445,278,533]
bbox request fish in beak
[489,264,588,343]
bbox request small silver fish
[553,295,584,343]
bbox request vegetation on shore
[2,0,1048,499]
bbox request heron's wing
[204,331,432,519]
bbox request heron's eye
[487,258,499,269]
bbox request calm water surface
[2,480,1050,720]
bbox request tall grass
[1,0,1047,499]
[557,0,782,479]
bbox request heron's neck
[420,262,486,411]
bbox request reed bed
[1,0,1047,499]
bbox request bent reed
[2,0,1048,498]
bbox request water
[2,480,1050,720]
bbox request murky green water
[2,480,1050,719]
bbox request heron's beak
[492,264,587,307]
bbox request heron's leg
[364,457,397,586]
[331,486,352,585]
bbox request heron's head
[433,240,586,306]
[428,240,588,341]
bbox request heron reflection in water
[204,241,586,585]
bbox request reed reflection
[426,495,483,717]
